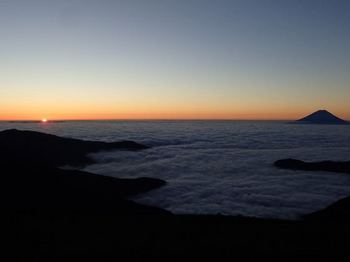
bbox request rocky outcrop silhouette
[274,159,350,174]
[297,110,349,124]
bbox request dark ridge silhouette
[4,165,168,215]
[1,129,168,215]
[0,129,149,167]
[297,110,349,124]
[274,158,350,174]
[304,196,350,221]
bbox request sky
[1,0,350,120]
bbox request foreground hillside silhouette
[1,129,167,214]
[4,129,350,260]
[0,129,148,167]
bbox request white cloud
[2,121,350,220]
[85,134,350,220]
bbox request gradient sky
[1,0,350,120]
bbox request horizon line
[0,118,299,122]
[1,115,349,122]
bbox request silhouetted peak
[314,109,331,114]
[297,110,348,124]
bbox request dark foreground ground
[3,129,350,261]
[10,211,350,261]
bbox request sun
[41,118,48,123]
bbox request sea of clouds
[2,120,350,219]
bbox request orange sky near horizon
[2,83,349,121]
[1,106,349,121]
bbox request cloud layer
[2,120,350,219]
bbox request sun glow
[41,118,48,123]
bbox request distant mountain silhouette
[297,110,349,124]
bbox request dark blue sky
[1,0,350,120]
